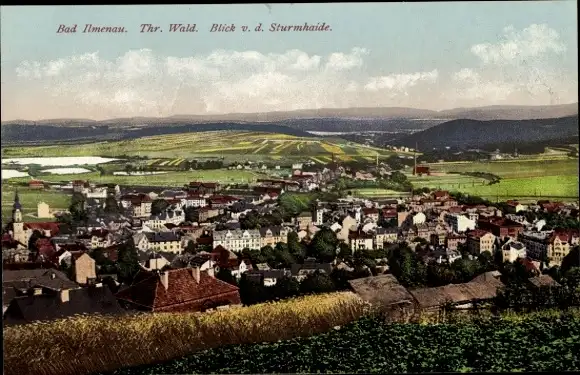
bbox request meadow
[351,188,411,198]
[1,185,70,224]
[8,169,262,187]
[2,292,371,375]
[411,158,579,201]
[1,131,401,164]
[105,309,580,374]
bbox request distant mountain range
[2,103,577,126]
[394,115,579,151]
[1,103,577,147]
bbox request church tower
[12,190,26,246]
[12,190,23,223]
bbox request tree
[27,230,44,252]
[216,268,238,286]
[238,274,268,305]
[337,242,353,262]
[272,276,301,299]
[287,231,306,261]
[116,238,141,283]
[184,240,197,254]
[151,199,170,216]
[69,193,88,225]
[104,196,121,215]
[299,271,336,294]
[308,227,338,263]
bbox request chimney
[160,271,169,290]
[191,266,201,283]
[60,289,70,303]
[207,266,215,278]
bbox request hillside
[1,131,403,163]
[394,115,579,151]
[0,122,312,146]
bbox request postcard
[1,3,579,375]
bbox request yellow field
[3,292,371,375]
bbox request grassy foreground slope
[2,292,370,375]
[108,310,580,374]
[1,131,402,163]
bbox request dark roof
[410,279,504,309]
[144,232,180,243]
[290,261,332,276]
[3,285,126,326]
[348,274,414,309]
[2,269,79,291]
[115,268,239,311]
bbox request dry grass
[3,292,371,375]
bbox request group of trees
[92,238,141,284]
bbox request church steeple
[12,190,23,222]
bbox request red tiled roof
[468,229,493,239]
[115,268,239,311]
[362,208,379,215]
[29,180,44,185]
[433,190,449,198]
[506,200,520,206]
[24,222,60,235]
[448,206,464,213]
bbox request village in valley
[2,152,579,323]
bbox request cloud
[365,70,438,92]
[7,24,576,120]
[13,47,438,118]
[470,24,566,65]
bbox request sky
[0,2,578,121]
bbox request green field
[8,169,262,187]
[351,188,411,198]
[410,158,579,201]
[111,310,580,374]
[2,185,70,224]
[1,131,404,164]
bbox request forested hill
[394,115,579,151]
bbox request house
[444,213,476,233]
[245,269,291,287]
[349,230,374,252]
[259,226,290,248]
[116,267,240,313]
[213,229,261,252]
[528,275,561,289]
[290,258,333,282]
[37,202,53,219]
[413,166,430,176]
[28,180,45,190]
[410,278,504,312]
[72,253,97,285]
[189,182,220,195]
[506,200,526,214]
[211,245,251,279]
[297,211,313,230]
[501,239,527,263]
[374,227,398,248]
[362,207,380,222]
[134,232,182,253]
[432,190,450,201]
[3,284,126,326]
[467,229,496,255]
[478,217,524,239]
[348,274,415,320]
[518,230,576,265]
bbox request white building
[445,213,476,233]
[501,239,527,263]
[213,229,261,252]
[412,212,426,225]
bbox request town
[3,158,579,325]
